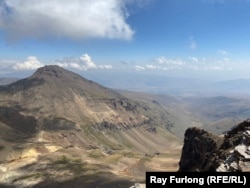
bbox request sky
[1,0,250,81]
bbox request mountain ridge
[0,65,182,188]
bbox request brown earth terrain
[0,65,182,188]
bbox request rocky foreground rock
[178,119,250,172]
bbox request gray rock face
[217,130,250,172]
[178,119,250,172]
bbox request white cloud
[188,57,198,63]
[145,64,158,69]
[133,56,234,72]
[99,65,113,69]
[144,64,170,70]
[0,0,134,41]
[187,57,232,71]
[204,66,222,70]
[133,58,186,71]
[80,54,97,69]
[155,57,186,66]
[189,36,197,50]
[155,57,166,64]
[56,53,112,70]
[13,56,44,70]
[134,65,145,71]
[218,49,229,55]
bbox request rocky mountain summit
[178,119,250,171]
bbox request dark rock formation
[178,127,223,171]
[178,119,250,171]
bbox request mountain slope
[0,78,19,86]
[0,65,182,187]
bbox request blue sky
[1,0,250,81]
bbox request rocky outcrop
[178,119,250,171]
[217,120,250,172]
[178,127,223,171]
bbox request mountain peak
[1,65,124,100]
[32,65,69,79]
[36,65,63,72]
[29,65,89,85]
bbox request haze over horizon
[1,0,250,82]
